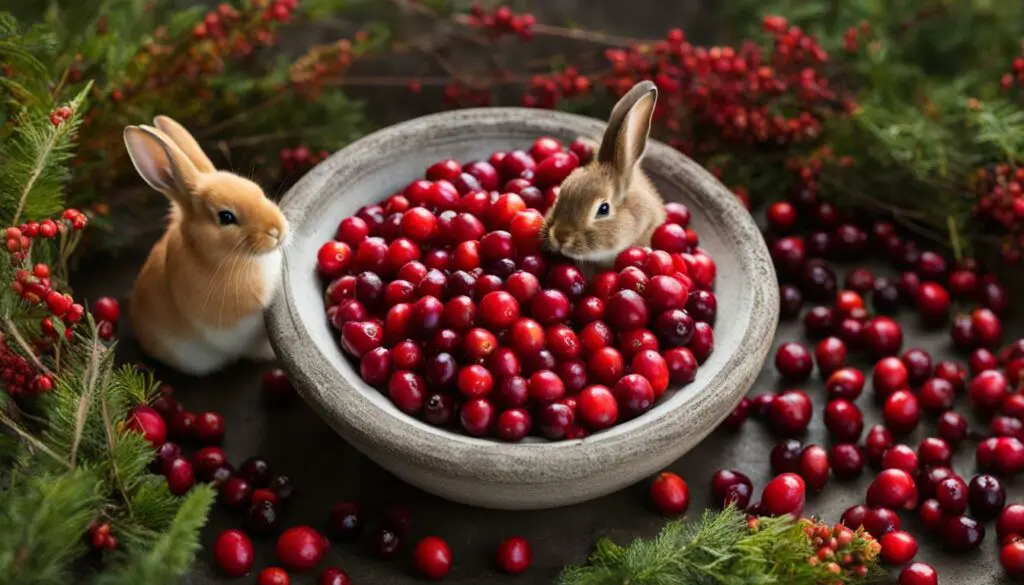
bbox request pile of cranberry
[316,137,718,442]
[711,191,1024,584]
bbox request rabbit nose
[268,228,280,238]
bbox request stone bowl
[267,107,778,510]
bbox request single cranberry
[814,337,846,375]
[934,360,968,392]
[994,437,1024,475]
[918,437,952,467]
[192,446,227,481]
[881,444,918,473]
[918,378,955,413]
[536,402,575,440]
[530,289,570,324]
[981,281,1010,315]
[774,342,813,381]
[969,369,1008,411]
[239,457,272,489]
[721,397,750,429]
[388,371,426,414]
[127,406,167,448]
[479,291,520,330]
[829,444,864,479]
[770,439,803,474]
[867,469,918,510]
[880,530,918,565]
[214,529,254,577]
[864,424,895,466]
[999,505,1024,540]
[760,473,806,517]
[164,456,194,496]
[862,316,903,358]
[969,347,999,375]
[864,506,902,536]
[318,567,351,585]
[220,477,253,510]
[840,504,868,530]
[918,498,943,531]
[968,474,1006,519]
[897,348,932,386]
[823,399,863,442]
[916,282,951,325]
[803,305,835,338]
[935,475,969,514]
[650,471,690,515]
[898,563,938,585]
[246,500,280,535]
[710,469,753,509]
[897,271,921,302]
[883,390,921,434]
[330,501,363,540]
[826,367,865,400]
[612,374,655,418]
[972,308,1003,348]
[873,357,909,398]
[1003,541,1024,575]
[942,515,985,552]
[606,290,650,331]
[779,285,803,319]
[991,415,1023,438]
[844,268,876,294]
[799,260,837,302]
[258,567,290,585]
[368,526,401,558]
[460,398,495,437]
[653,309,695,348]
[750,392,777,419]
[413,536,453,579]
[872,280,903,314]
[797,445,829,491]
[766,390,812,436]
[685,290,717,324]
[496,537,532,574]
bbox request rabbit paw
[247,336,277,362]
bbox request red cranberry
[496,537,532,574]
[969,369,1008,411]
[898,348,932,386]
[530,289,570,324]
[588,347,625,386]
[368,527,401,558]
[258,567,290,585]
[864,506,902,536]
[688,322,714,362]
[981,281,1010,314]
[341,320,384,358]
[918,437,952,467]
[612,374,655,418]
[779,285,803,319]
[766,201,798,232]
[826,367,864,400]
[760,473,806,517]
[721,397,750,429]
[774,342,812,381]
[770,439,803,474]
[972,308,1003,348]
[814,337,846,375]
[823,399,863,442]
[873,357,909,398]
[194,411,225,444]
[710,469,753,509]
[840,504,868,530]
[220,477,253,510]
[883,390,921,434]
[1003,541,1024,575]
[164,456,194,496]
[460,398,495,437]
[934,360,968,392]
[276,526,326,572]
[991,415,1023,438]
[994,437,1024,476]
[942,515,985,552]
[918,378,955,413]
[685,290,717,324]
[413,536,452,579]
[799,260,837,302]
[968,474,1005,519]
[936,475,969,514]
[828,444,864,479]
[862,316,903,358]
[881,444,918,473]
[879,530,918,565]
[969,347,999,375]
[751,392,777,419]
[650,471,690,515]
[330,501,364,540]
[766,390,812,437]
[388,371,426,414]
[898,563,938,585]
[867,469,918,510]
[577,385,619,430]
[605,290,650,331]
[215,529,254,577]
[127,406,167,448]
[479,291,520,329]
[803,305,835,338]
[797,445,829,491]
[999,505,1024,540]
[653,309,695,348]
[318,567,351,585]
[916,282,951,325]
[918,498,943,531]
[864,424,895,466]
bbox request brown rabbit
[123,116,289,376]
[542,81,666,273]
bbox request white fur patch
[256,249,283,307]
[564,248,620,265]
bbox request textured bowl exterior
[267,107,779,510]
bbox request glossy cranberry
[972,308,1003,348]
[774,342,812,381]
[864,424,895,466]
[244,500,279,535]
[881,444,918,473]
[873,357,909,398]
[805,231,831,258]
[1003,541,1024,575]
[530,289,570,324]
[829,444,864,479]
[969,369,1008,411]
[824,399,863,442]
[496,537,532,574]
[977,437,1001,472]
[981,281,1010,315]
[367,526,401,558]
[826,367,864,400]
[770,439,803,474]
[884,390,921,434]
[867,469,918,510]
[918,437,952,467]
[991,415,1023,439]
[916,282,951,325]
[238,457,272,489]
[864,506,902,536]
[913,498,943,532]
[413,536,453,579]
[215,529,255,577]
[710,469,753,509]
[778,285,803,319]
[964,474,1005,520]
[1005,393,1024,418]
[897,270,921,302]
[969,347,998,375]
[918,378,956,413]
[934,360,968,392]
[994,437,1024,476]
[797,445,829,491]
[329,501,364,540]
[860,316,902,358]
[802,305,835,338]
[588,346,625,386]
[898,563,938,585]
[760,473,806,517]
[652,309,695,348]
[813,337,846,376]
[935,475,969,514]
[840,504,869,530]
[880,530,918,565]
[766,390,812,436]
[460,398,495,437]
[258,567,290,585]
[799,260,837,302]
[605,290,650,331]
[388,371,426,414]
[1000,505,1024,540]
[942,515,985,552]
[650,471,690,515]
[612,374,655,418]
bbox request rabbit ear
[152,115,216,173]
[123,125,201,203]
[597,80,658,191]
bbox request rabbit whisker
[201,239,246,313]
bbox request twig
[69,333,103,467]
[0,406,72,469]
[51,63,72,101]
[947,215,963,262]
[3,318,51,375]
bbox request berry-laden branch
[557,505,882,585]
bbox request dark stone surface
[75,234,1020,585]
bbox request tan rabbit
[123,116,289,376]
[542,81,666,273]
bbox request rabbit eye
[596,202,611,218]
[217,210,237,226]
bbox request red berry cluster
[278,146,330,176]
[0,340,48,396]
[6,211,88,260]
[1000,41,1024,91]
[970,164,1024,263]
[800,519,880,578]
[260,0,299,24]
[316,137,717,442]
[88,522,118,551]
[842,21,872,54]
[288,39,354,98]
[49,106,74,127]
[521,67,593,109]
[466,4,536,41]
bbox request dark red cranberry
[881,444,918,473]
[872,280,903,314]
[969,348,998,375]
[883,390,921,434]
[368,527,401,559]
[423,393,456,426]
[770,439,804,474]
[239,458,272,489]
[828,444,864,479]
[220,477,253,510]
[972,308,1003,348]
[863,317,903,358]
[900,348,933,386]
[935,475,969,514]
[864,506,902,536]
[496,537,532,575]
[824,399,863,442]
[380,503,412,537]
[919,499,943,531]
[916,282,950,325]
[330,501,364,540]
[942,515,985,552]
[766,391,812,437]
[864,424,895,466]
[873,357,909,398]
[803,305,835,338]
[750,392,777,419]
[686,290,717,324]
[990,415,1023,439]
[918,378,955,413]
[245,500,279,535]
[918,437,952,467]
[814,337,846,375]
[833,224,867,258]
[779,285,803,319]
[968,474,1006,519]
[721,397,750,430]
[981,281,1010,315]
[797,445,829,491]
[774,342,813,381]
[969,369,1008,411]
[771,236,806,278]
[841,504,869,530]
[805,232,831,258]
[998,505,1024,540]
[799,260,837,302]
[710,469,753,509]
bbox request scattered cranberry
[496,537,532,574]
[935,476,969,514]
[867,469,917,510]
[864,424,895,466]
[214,530,254,577]
[127,406,167,448]
[709,469,753,509]
[937,411,969,444]
[318,567,351,585]
[824,399,862,442]
[194,411,225,444]
[969,369,1008,411]
[918,437,952,467]
[414,536,453,579]
[942,515,985,552]
[246,501,280,535]
[898,563,938,585]
[968,474,1006,519]
[766,390,812,436]
[879,530,918,565]
[774,342,812,381]
[883,390,920,434]
[863,316,903,357]
[650,471,690,515]
[1002,541,1024,575]
[760,473,805,517]
[826,367,864,400]
[864,506,902,536]
[881,444,918,473]
[814,337,846,375]
[276,526,327,572]
[368,527,401,558]
[797,445,829,491]
[872,357,908,398]
[258,567,291,585]
[829,444,864,479]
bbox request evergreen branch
[93,485,215,585]
[0,407,71,469]
[69,332,105,468]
